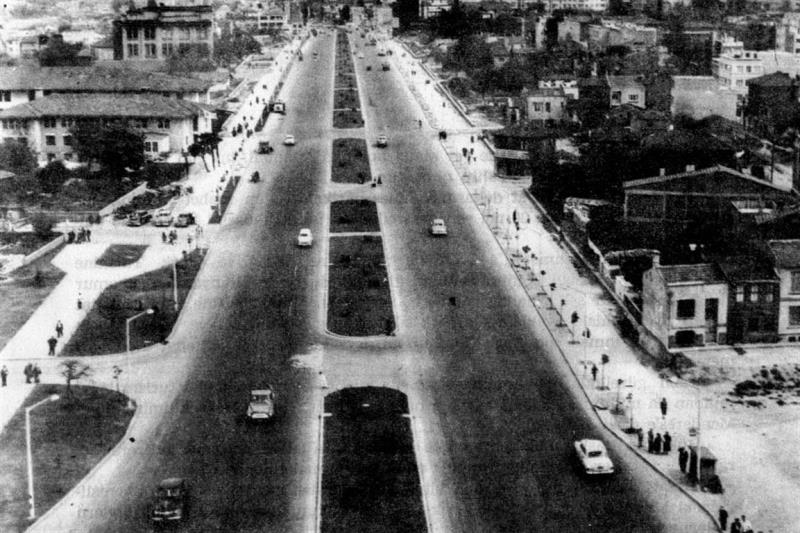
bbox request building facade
[768,240,800,342]
[114,3,215,61]
[525,88,568,123]
[608,75,645,108]
[492,124,556,178]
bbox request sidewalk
[391,40,798,533]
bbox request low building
[91,36,115,61]
[0,93,214,164]
[492,124,556,178]
[539,75,579,100]
[525,88,568,124]
[671,76,739,122]
[716,254,780,344]
[642,258,729,348]
[767,239,800,342]
[608,75,645,109]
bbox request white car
[246,388,275,421]
[358,52,365,59]
[574,439,615,475]
[283,134,296,146]
[297,228,313,247]
[376,134,388,148]
[430,219,447,236]
[152,208,173,227]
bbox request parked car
[366,65,372,71]
[381,62,390,71]
[376,134,388,148]
[174,213,195,227]
[430,218,447,236]
[246,387,275,421]
[151,478,189,523]
[574,439,615,475]
[297,228,313,247]
[152,208,173,227]
[283,134,296,146]
[127,210,152,227]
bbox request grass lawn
[328,236,393,336]
[331,139,371,184]
[0,384,134,533]
[0,246,66,353]
[0,233,61,256]
[322,387,425,533]
[330,200,379,233]
[62,248,206,356]
[334,73,356,89]
[334,110,364,129]
[95,245,148,267]
[334,89,360,110]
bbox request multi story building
[492,124,556,178]
[113,2,215,61]
[767,240,800,342]
[776,13,800,55]
[0,93,214,163]
[525,88,568,124]
[712,50,764,95]
[419,0,452,19]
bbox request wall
[775,269,800,336]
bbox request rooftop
[768,239,800,269]
[715,253,779,282]
[607,74,645,90]
[624,165,789,196]
[0,93,207,119]
[0,65,213,93]
[658,263,726,285]
[746,71,797,87]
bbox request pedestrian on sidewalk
[418,119,422,128]
[730,518,742,533]
[462,147,468,158]
[470,135,474,143]
[470,147,474,156]
[719,506,729,531]
[660,397,668,418]
[678,446,688,472]
[162,232,167,244]
[741,516,753,533]
[647,428,654,453]
[56,320,64,338]
[32,364,41,384]
[47,335,57,356]
[663,431,672,454]
[86,228,91,242]
[24,363,32,384]
[77,293,82,310]
[636,428,643,448]
[653,432,662,454]
[591,364,598,382]
[0,365,7,386]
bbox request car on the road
[430,218,447,236]
[246,387,275,421]
[174,212,195,227]
[358,52,365,59]
[152,208,173,227]
[376,134,388,148]
[127,210,152,227]
[283,134,296,146]
[574,439,615,475]
[381,62,390,71]
[366,65,372,71]
[151,477,189,523]
[297,228,313,247]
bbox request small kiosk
[687,445,722,493]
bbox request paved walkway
[390,39,797,533]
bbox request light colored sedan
[297,228,313,247]
[430,218,447,236]
[574,439,615,475]
[283,134,296,146]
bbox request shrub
[30,213,56,238]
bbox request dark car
[127,210,152,227]
[151,478,188,523]
[366,65,372,71]
[174,213,195,227]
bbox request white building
[776,12,800,55]
[713,50,764,95]
[419,0,452,19]
[115,3,215,61]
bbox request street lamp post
[172,261,179,313]
[26,394,60,520]
[126,308,154,355]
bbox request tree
[445,34,493,75]
[214,28,262,66]
[38,36,85,67]
[60,359,92,397]
[187,142,209,172]
[339,4,351,22]
[165,44,215,74]
[36,160,70,194]
[30,213,56,238]
[0,139,37,176]
[71,120,145,176]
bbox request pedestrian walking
[47,335,57,356]
[418,119,422,128]
[591,364,598,382]
[660,397,668,418]
[636,428,643,448]
[678,446,688,472]
[719,506,729,531]
[730,518,742,533]
[55,320,64,338]
[24,363,32,384]
[653,432,662,454]
[470,135,474,143]
[162,232,167,244]
[663,431,672,454]
[647,428,654,453]
[0,365,8,387]
[86,228,91,242]
[741,516,753,533]
[77,293,83,310]
[470,147,474,155]
[32,364,41,384]
[462,147,468,158]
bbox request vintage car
[574,439,615,475]
[151,478,189,523]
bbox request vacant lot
[332,139,371,184]
[330,200,380,233]
[0,384,133,533]
[63,248,206,356]
[334,89,360,110]
[95,244,148,267]
[328,236,393,336]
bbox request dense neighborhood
[2,0,800,531]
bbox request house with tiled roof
[767,239,800,341]
[0,93,213,164]
[607,75,645,109]
[524,88,569,124]
[0,65,214,112]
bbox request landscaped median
[334,30,363,129]
[62,248,206,356]
[209,175,241,224]
[332,139,372,184]
[0,384,134,532]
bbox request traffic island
[334,89,360,109]
[0,384,134,532]
[327,236,393,336]
[209,175,240,224]
[333,110,365,129]
[95,245,148,267]
[61,248,207,356]
[331,139,371,184]
[321,387,426,532]
[330,200,380,233]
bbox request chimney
[659,168,666,176]
[652,253,660,268]
[686,164,696,172]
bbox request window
[750,285,759,303]
[60,118,73,128]
[162,43,175,57]
[127,43,139,57]
[145,43,157,58]
[0,90,10,102]
[63,152,73,160]
[144,141,159,152]
[736,285,744,302]
[197,27,209,40]
[144,27,156,40]
[765,289,774,303]
[791,272,800,293]
[63,135,72,146]
[629,94,639,102]
[545,102,551,112]
[162,28,173,40]
[533,102,542,112]
[180,28,191,41]
[676,299,695,319]
[45,135,56,146]
[790,306,800,326]
[126,27,139,40]
[157,119,170,129]
[746,66,752,73]
[42,118,56,128]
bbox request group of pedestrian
[646,428,672,454]
[162,230,179,245]
[23,363,41,384]
[461,146,476,163]
[67,227,91,244]
[719,506,756,533]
